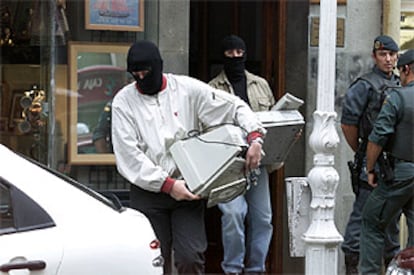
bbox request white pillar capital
[309,111,340,159]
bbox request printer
[170,93,305,207]
[170,124,248,207]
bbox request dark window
[0,183,14,231]
[0,178,55,235]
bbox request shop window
[1,0,156,191]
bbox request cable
[180,123,249,149]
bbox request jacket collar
[216,70,257,86]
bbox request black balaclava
[127,40,163,95]
[221,35,248,103]
[222,34,247,82]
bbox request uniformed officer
[360,49,414,274]
[92,100,112,153]
[340,35,401,274]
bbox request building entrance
[189,1,287,273]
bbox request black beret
[373,35,399,52]
[397,49,414,67]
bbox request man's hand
[169,179,201,201]
[366,141,383,188]
[245,142,262,171]
[367,171,378,188]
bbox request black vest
[387,86,414,162]
[356,71,400,139]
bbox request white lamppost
[303,0,343,274]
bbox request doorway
[189,1,287,273]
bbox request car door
[0,180,64,274]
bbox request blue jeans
[218,166,273,273]
[341,186,400,260]
[360,178,414,274]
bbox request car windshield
[23,154,125,212]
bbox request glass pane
[0,183,14,230]
[1,0,159,192]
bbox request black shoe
[345,253,359,275]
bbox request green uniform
[360,81,414,274]
[92,100,113,153]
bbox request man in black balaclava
[127,40,163,95]
[112,40,266,275]
[221,34,248,103]
[209,35,276,275]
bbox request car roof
[0,144,122,226]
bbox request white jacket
[111,73,265,192]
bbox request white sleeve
[196,82,266,136]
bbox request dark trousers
[360,177,414,274]
[341,184,400,259]
[130,184,207,275]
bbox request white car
[0,144,163,274]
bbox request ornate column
[303,0,343,274]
